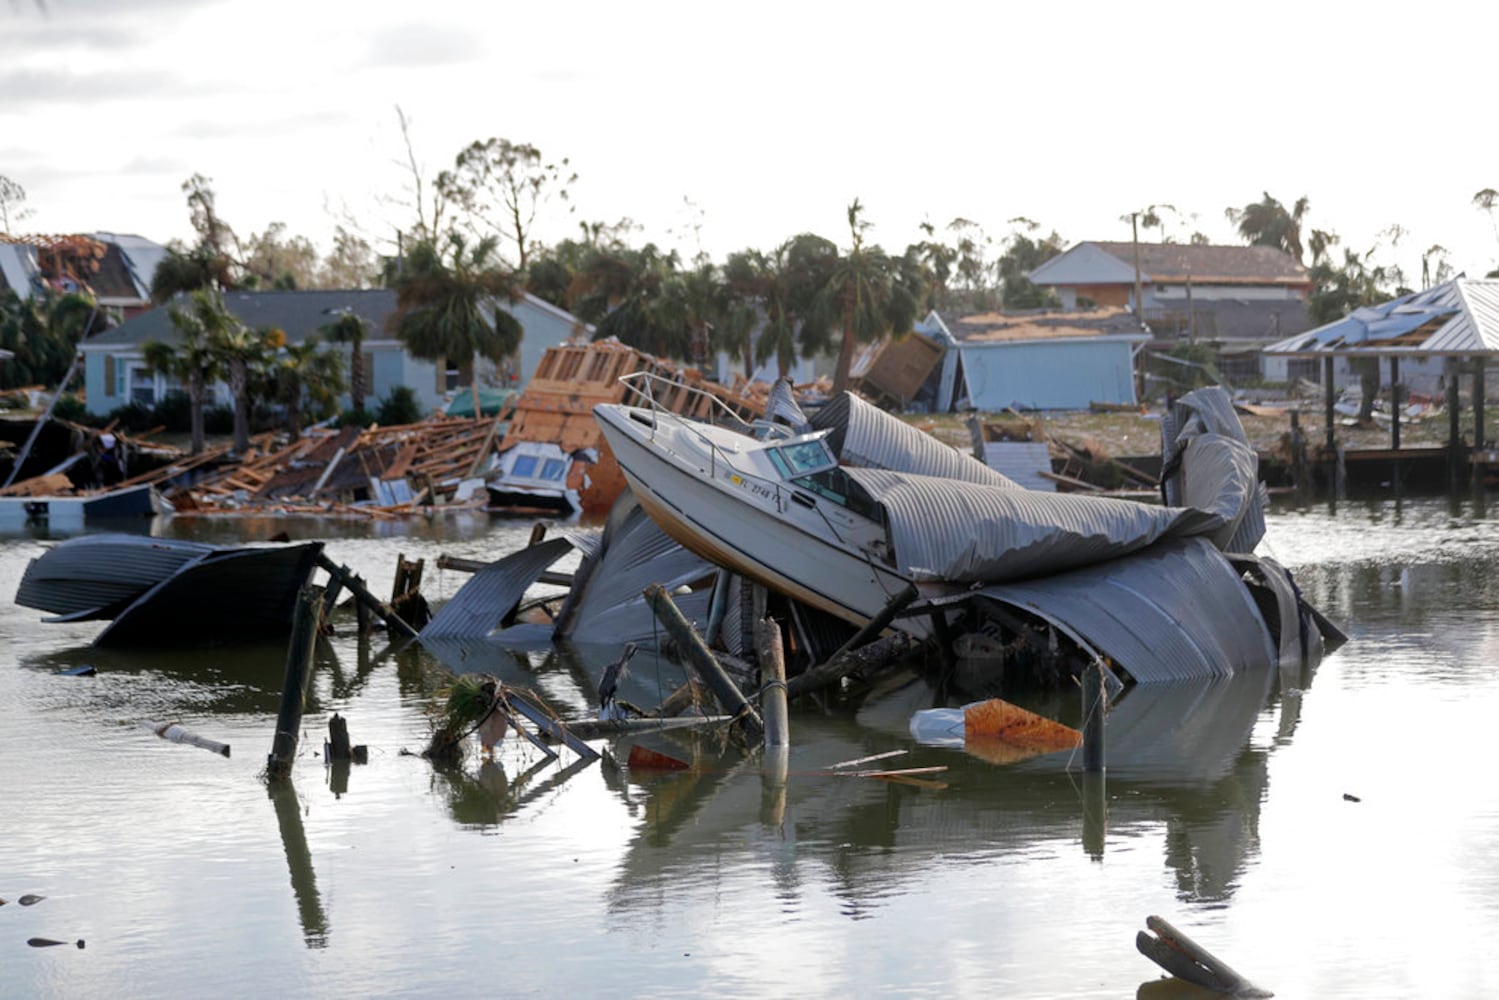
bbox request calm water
[2,498,1498,999]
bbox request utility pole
[1132,212,1145,331]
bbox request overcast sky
[5,0,1499,283]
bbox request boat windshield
[766,439,836,479]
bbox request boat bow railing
[616,371,854,544]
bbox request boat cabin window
[767,439,836,479]
[512,455,539,478]
[791,467,883,523]
[540,458,568,481]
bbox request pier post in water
[1082,659,1106,774]
[267,587,321,779]
[645,583,763,743]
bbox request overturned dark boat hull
[16,535,216,621]
[95,542,324,647]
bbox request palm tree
[321,310,371,413]
[213,320,274,455]
[273,341,346,439]
[390,233,525,388]
[723,236,836,379]
[146,290,227,454]
[827,200,919,394]
[1226,193,1311,264]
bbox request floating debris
[19,894,45,906]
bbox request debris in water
[27,938,84,949]
[56,665,96,676]
[1343,792,1362,803]
[626,745,690,771]
[19,894,44,906]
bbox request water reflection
[267,779,328,949]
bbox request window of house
[512,455,539,479]
[540,458,567,481]
[129,366,157,407]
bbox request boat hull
[595,405,925,634]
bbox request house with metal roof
[855,307,1149,412]
[78,287,591,418]
[1262,277,1499,454]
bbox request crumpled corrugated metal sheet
[811,391,1020,487]
[1160,387,1267,553]
[553,493,716,644]
[966,537,1278,682]
[846,466,1221,584]
[419,537,576,639]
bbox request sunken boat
[16,534,324,647]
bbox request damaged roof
[1031,241,1310,287]
[1263,278,1499,357]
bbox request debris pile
[161,414,506,516]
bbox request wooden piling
[267,586,321,779]
[328,712,351,761]
[645,583,764,743]
[1082,659,1106,774]
[755,617,789,748]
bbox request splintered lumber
[1136,915,1273,998]
[140,721,231,757]
[645,583,764,743]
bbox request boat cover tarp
[419,537,577,640]
[1159,387,1266,553]
[811,391,1020,488]
[846,466,1223,584]
[961,537,1278,681]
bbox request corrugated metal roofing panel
[1160,387,1266,552]
[1266,278,1499,356]
[561,500,716,644]
[420,537,576,639]
[811,391,1018,487]
[972,537,1277,682]
[846,467,1220,583]
[978,441,1055,491]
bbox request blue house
[856,309,1148,412]
[78,288,590,417]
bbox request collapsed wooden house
[486,339,765,515]
[157,414,505,516]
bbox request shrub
[376,386,423,427]
[105,401,157,432]
[151,390,192,432]
[52,393,96,425]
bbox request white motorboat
[594,374,1229,638]
[595,383,917,630]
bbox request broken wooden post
[754,616,789,748]
[315,554,418,639]
[644,583,764,743]
[1082,659,1106,773]
[328,713,351,760]
[1136,914,1272,998]
[267,586,321,779]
